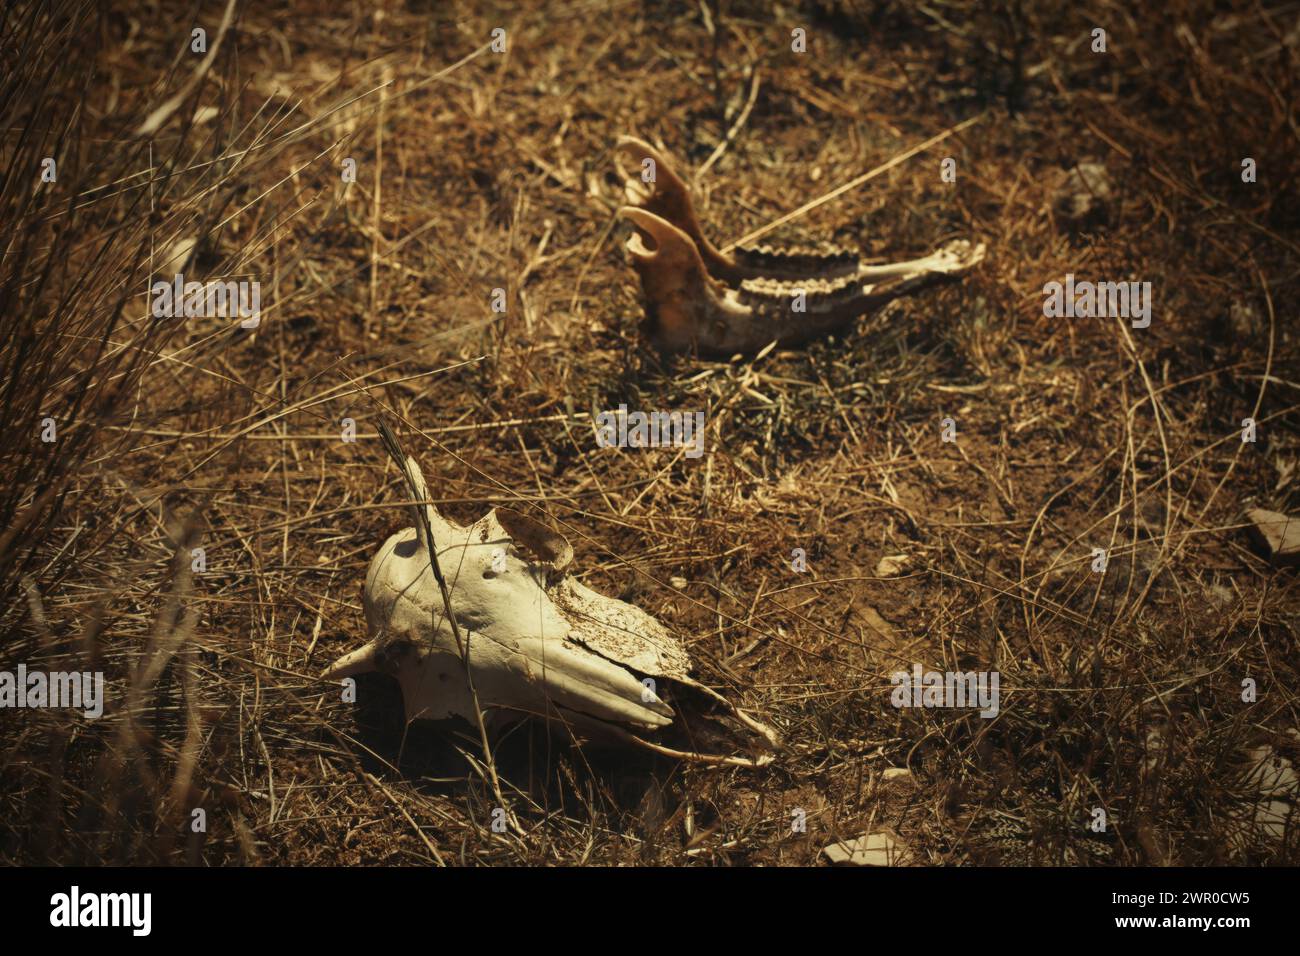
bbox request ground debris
[1051,162,1112,227]
[822,831,910,866]
[874,554,911,577]
[1247,508,1300,562]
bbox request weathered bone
[617,135,860,284]
[323,451,780,766]
[621,206,985,354]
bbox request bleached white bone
[324,454,780,765]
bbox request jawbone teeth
[615,135,986,353]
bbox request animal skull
[324,452,780,767]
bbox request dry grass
[2,0,1297,865]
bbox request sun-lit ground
[1,0,1297,865]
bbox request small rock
[874,554,910,577]
[823,831,910,866]
[1243,745,1299,798]
[1246,508,1300,563]
[1252,800,1294,842]
[1226,744,1299,853]
[1052,162,1112,227]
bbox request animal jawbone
[616,135,986,354]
